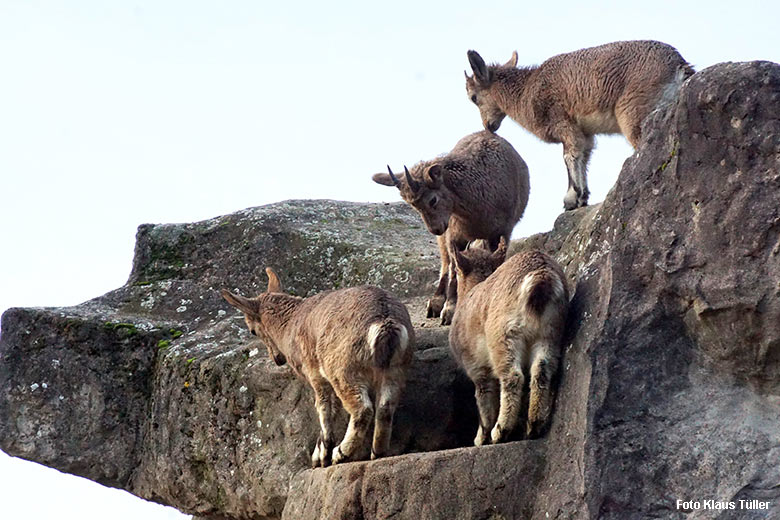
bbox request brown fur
[466,40,693,210]
[449,243,569,443]
[222,268,414,466]
[372,130,530,325]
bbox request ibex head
[221,267,287,366]
[372,163,454,236]
[465,49,517,133]
[452,237,508,297]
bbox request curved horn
[404,166,420,192]
[386,165,401,187]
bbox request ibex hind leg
[616,107,644,149]
[331,382,374,465]
[526,342,560,439]
[473,376,499,446]
[490,337,527,444]
[371,376,403,459]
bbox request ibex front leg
[441,237,468,325]
[426,234,449,319]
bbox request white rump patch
[397,325,409,352]
[552,276,566,302]
[367,323,383,351]
[367,322,409,363]
[519,274,537,301]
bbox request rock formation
[2,61,779,519]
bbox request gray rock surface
[1,201,475,519]
[2,61,780,519]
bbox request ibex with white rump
[372,130,529,325]
[222,268,413,466]
[449,240,569,444]
[466,40,693,210]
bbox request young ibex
[449,240,569,444]
[466,40,693,210]
[372,130,530,325]
[222,268,414,466]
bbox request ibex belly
[576,110,621,135]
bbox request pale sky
[1,1,778,518]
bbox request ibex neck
[492,66,536,116]
[260,293,304,346]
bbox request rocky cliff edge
[2,61,780,519]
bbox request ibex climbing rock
[372,130,529,325]
[449,240,569,444]
[222,268,413,466]
[466,40,693,210]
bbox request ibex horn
[404,166,420,192]
[386,165,401,187]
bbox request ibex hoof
[331,445,349,465]
[490,424,506,444]
[563,189,578,211]
[474,427,489,447]
[526,419,546,440]
[440,301,456,326]
[563,194,589,211]
[426,296,445,318]
[311,436,333,468]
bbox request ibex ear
[504,50,518,68]
[265,267,283,293]
[221,289,258,315]
[424,164,443,188]
[492,237,508,265]
[453,249,472,276]
[467,50,491,85]
[372,173,399,188]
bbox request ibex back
[222,268,413,466]
[466,40,693,210]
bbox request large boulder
[2,61,780,519]
[0,200,477,519]
[282,61,780,518]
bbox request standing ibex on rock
[222,268,413,466]
[449,241,569,444]
[372,130,530,325]
[466,40,693,210]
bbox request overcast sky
[1,1,778,518]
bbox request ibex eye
[430,196,438,208]
[250,329,257,336]
[471,95,477,104]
